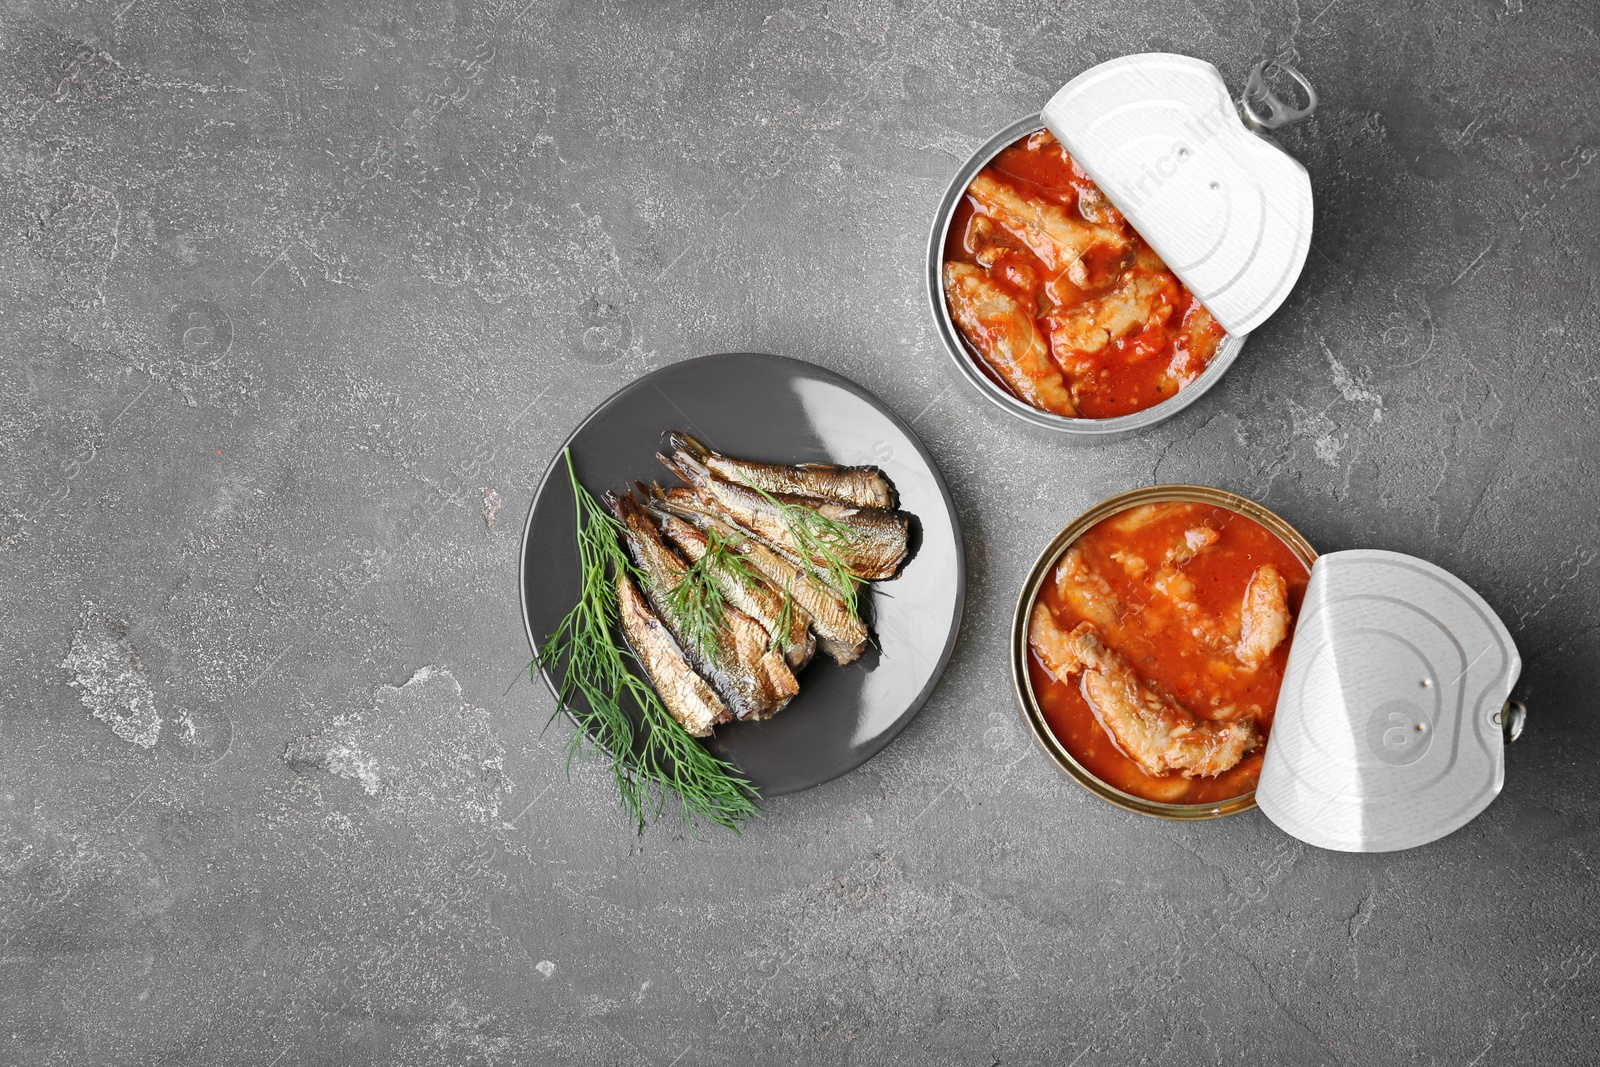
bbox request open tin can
[929,55,1317,437]
[1013,485,1527,851]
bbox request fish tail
[666,430,712,464]
[655,449,703,487]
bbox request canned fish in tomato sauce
[1013,485,1527,850]
[1012,485,1316,819]
[928,55,1318,437]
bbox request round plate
[519,353,966,797]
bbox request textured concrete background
[3,0,1597,1063]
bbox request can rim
[1010,484,1319,819]
[926,115,1248,439]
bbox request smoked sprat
[539,436,915,831]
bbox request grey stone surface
[2,0,1597,1063]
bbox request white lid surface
[1041,53,1313,336]
[1256,550,1521,852]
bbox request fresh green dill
[534,450,758,834]
[768,575,796,655]
[662,543,730,657]
[662,527,782,658]
[740,479,864,618]
[704,526,798,657]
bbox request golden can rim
[1010,484,1319,820]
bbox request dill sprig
[712,528,799,657]
[741,480,865,618]
[662,527,779,657]
[662,529,739,655]
[661,555,723,657]
[534,450,759,834]
[768,575,796,655]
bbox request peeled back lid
[1257,550,1522,852]
[1041,53,1314,337]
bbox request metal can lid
[1256,550,1522,852]
[1040,53,1314,337]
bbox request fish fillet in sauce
[942,130,1226,419]
[943,262,1079,417]
[1236,565,1290,669]
[1026,501,1309,802]
[1052,546,1122,630]
[1030,608,1260,778]
[1048,249,1179,364]
[965,170,1130,276]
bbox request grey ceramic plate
[520,352,966,796]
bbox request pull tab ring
[1497,699,1527,745]
[1239,59,1318,131]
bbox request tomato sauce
[944,131,1225,419]
[1028,502,1310,805]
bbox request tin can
[1009,484,1317,818]
[1013,484,1526,845]
[927,116,1249,439]
[928,57,1318,438]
